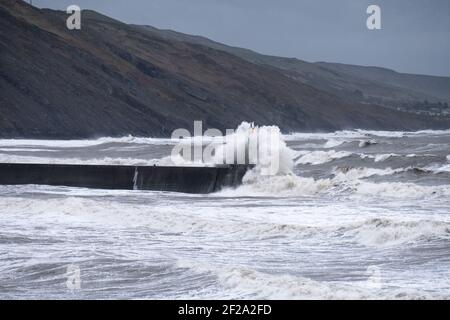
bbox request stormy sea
[1,127,449,299]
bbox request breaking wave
[214,126,450,199]
[373,153,396,162]
[284,129,450,141]
[220,166,450,199]
[176,260,438,299]
[323,139,345,148]
[295,150,352,165]
[425,156,450,173]
[0,136,177,148]
[341,218,450,247]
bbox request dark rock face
[138,26,450,106]
[1,0,449,139]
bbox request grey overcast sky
[32,0,450,76]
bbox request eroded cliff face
[1,0,449,139]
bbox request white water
[1,126,450,299]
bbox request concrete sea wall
[0,163,251,194]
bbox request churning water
[0,128,450,299]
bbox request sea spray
[169,121,295,175]
[213,122,294,175]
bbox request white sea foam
[2,129,446,149]
[2,193,448,249]
[374,153,396,162]
[285,129,450,141]
[219,165,449,199]
[356,129,450,138]
[358,139,378,148]
[178,261,367,299]
[331,167,402,180]
[177,260,436,300]
[0,148,58,152]
[296,150,352,165]
[343,218,450,247]
[355,181,450,198]
[0,136,177,148]
[425,162,450,174]
[323,139,345,148]
[0,153,206,166]
[284,130,368,141]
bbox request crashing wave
[219,165,450,199]
[0,135,177,148]
[323,139,345,148]
[359,139,378,148]
[212,122,294,175]
[373,153,396,162]
[295,150,352,165]
[341,218,450,247]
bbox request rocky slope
[138,25,450,105]
[1,0,449,139]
